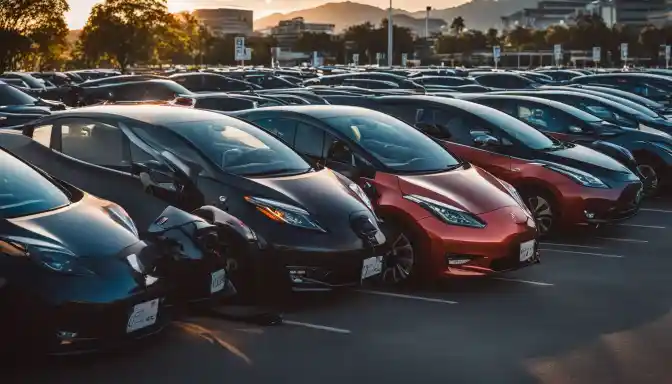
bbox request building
[648,0,672,27]
[501,1,593,30]
[193,8,253,36]
[271,17,335,52]
[582,1,618,28]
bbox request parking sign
[401,53,408,67]
[621,43,628,60]
[666,45,671,60]
[352,53,359,65]
[493,46,501,60]
[234,37,245,61]
[553,44,562,60]
[592,47,601,62]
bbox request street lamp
[388,0,393,67]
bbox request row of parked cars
[0,65,671,355]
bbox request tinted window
[423,109,490,145]
[164,118,311,177]
[32,124,52,147]
[0,84,37,105]
[61,120,127,167]
[251,118,297,145]
[294,123,326,158]
[515,103,576,133]
[0,150,70,218]
[477,108,556,150]
[172,75,202,91]
[196,97,256,111]
[323,112,460,173]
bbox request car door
[24,117,178,228]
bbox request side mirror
[568,125,584,133]
[472,134,500,147]
[136,160,177,191]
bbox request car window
[32,124,52,147]
[294,123,326,158]
[580,103,638,128]
[162,117,311,177]
[0,150,70,218]
[196,97,256,111]
[514,103,574,133]
[251,118,297,146]
[323,112,460,173]
[0,84,38,105]
[60,120,128,168]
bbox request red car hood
[397,165,517,215]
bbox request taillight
[172,97,195,107]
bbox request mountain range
[253,0,540,32]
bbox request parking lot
[4,196,672,384]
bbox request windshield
[0,151,70,218]
[323,113,460,173]
[165,118,312,177]
[0,84,38,106]
[480,109,557,150]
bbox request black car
[535,69,585,82]
[70,79,193,106]
[570,73,672,105]
[0,147,173,353]
[473,72,540,89]
[2,106,386,292]
[560,84,672,117]
[488,90,672,135]
[303,72,426,92]
[168,93,283,112]
[458,94,672,193]
[169,73,260,93]
[413,76,477,87]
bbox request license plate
[361,256,383,280]
[127,299,159,333]
[519,240,536,262]
[210,269,226,294]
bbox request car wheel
[524,192,556,236]
[380,230,416,285]
[637,162,660,196]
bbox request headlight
[651,141,672,153]
[544,164,609,188]
[497,179,532,217]
[106,204,139,237]
[404,194,486,228]
[348,183,374,212]
[29,246,95,276]
[245,196,326,232]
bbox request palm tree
[450,16,465,35]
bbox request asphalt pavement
[5,196,672,384]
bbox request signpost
[401,53,408,67]
[312,51,318,67]
[493,45,501,69]
[592,46,601,68]
[553,44,562,67]
[243,48,252,61]
[621,43,628,67]
[376,52,382,66]
[270,47,281,68]
[352,53,360,66]
[666,45,670,69]
[234,37,246,65]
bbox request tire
[521,189,557,236]
[377,221,418,285]
[635,155,661,197]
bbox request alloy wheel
[527,195,554,235]
[381,232,415,284]
[637,164,659,196]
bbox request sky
[65,0,469,29]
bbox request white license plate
[127,299,159,333]
[519,240,536,262]
[210,269,226,294]
[361,256,383,280]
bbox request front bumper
[558,181,643,225]
[415,205,540,278]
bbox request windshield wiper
[242,167,312,177]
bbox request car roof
[51,105,230,125]
[235,104,382,119]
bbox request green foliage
[78,0,170,72]
[0,0,69,71]
[342,20,413,64]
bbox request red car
[326,96,643,236]
[232,106,539,283]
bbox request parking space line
[597,237,648,243]
[540,242,604,249]
[615,223,666,229]
[491,277,554,286]
[282,320,352,334]
[356,289,458,304]
[641,208,672,213]
[540,248,625,258]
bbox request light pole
[387,0,393,67]
[425,6,431,39]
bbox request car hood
[537,144,634,180]
[3,195,139,258]
[396,165,517,215]
[246,168,376,227]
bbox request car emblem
[156,216,169,226]
[511,212,517,222]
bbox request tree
[343,22,376,63]
[485,28,499,48]
[505,26,534,50]
[545,25,570,48]
[450,16,466,35]
[639,25,664,64]
[79,0,170,72]
[0,0,69,71]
